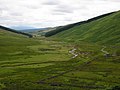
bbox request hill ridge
[0,25,33,38]
[45,11,117,37]
[45,10,120,45]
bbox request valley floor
[0,37,120,90]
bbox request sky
[0,0,120,29]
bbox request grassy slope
[52,11,120,45]
[0,25,33,38]
[0,28,39,61]
[0,28,120,90]
[0,28,73,89]
[0,12,120,90]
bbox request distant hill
[0,25,33,38]
[27,27,57,36]
[45,11,120,45]
[21,28,51,33]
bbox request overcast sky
[0,0,120,28]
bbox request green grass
[0,29,73,89]
[0,12,120,90]
[48,11,120,45]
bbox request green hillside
[0,25,33,38]
[0,27,40,61]
[0,26,74,89]
[46,11,120,45]
[0,12,120,90]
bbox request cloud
[53,5,76,14]
[104,0,120,2]
[0,0,120,28]
[42,0,60,5]
[54,8,73,13]
[10,12,23,16]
